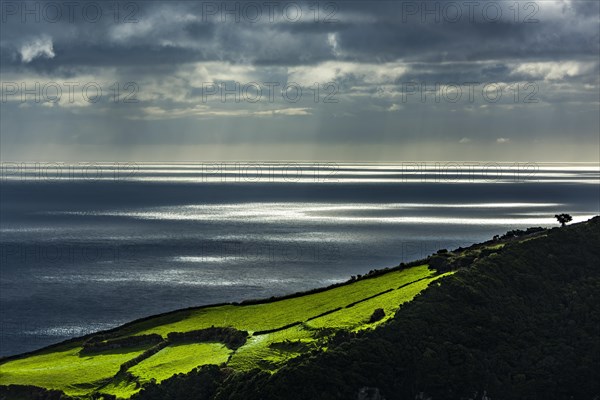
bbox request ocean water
[0,162,598,356]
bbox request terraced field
[0,264,452,399]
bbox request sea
[0,161,598,356]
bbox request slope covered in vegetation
[206,217,600,400]
[2,217,598,400]
[0,262,450,398]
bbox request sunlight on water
[2,162,598,184]
[47,202,588,226]
[1,162,598,355]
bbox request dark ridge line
[98,327,249,393]
[167,327,248,350]
[253,276,439,335]
[226,350,236,364]
[342,275,435,310]
[116,341,170,378]
[253,322,302,336]
[0,304,220,364]
[397,276,435,290]
[305,307,344,322]
[236,263,423,306]
[94,341,171,394]
[344,288,395,308]
[81,334,164,355]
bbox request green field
[0,264,451,399]
[129,343,231,383]
[0,345,147,397]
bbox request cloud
[137,105,311,120]
[510,61,598,81]
[0,0,598,161]
[287,61,409,86]
[255,107,312,116]
[327,33,340,57]
[19,36,55,63]
[0,0,597,72]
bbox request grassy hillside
[0,260,451,399]
[207,217,600,400]
[3,218,598,400]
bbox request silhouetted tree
[555,213,572,227]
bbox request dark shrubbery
[167,327,248,350]
[368,308,385,323]
[452,255,476,268]
[0,385,73,400]
[497,226,546,240]
[81,334,163,355]
[253,323,301,336]
[268,340,313,353]
[90,393,116,400]
[427,254,451,272]
[130,365,228,400]
[118,342,169,374]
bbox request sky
[0,0,599,161]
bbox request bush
[369,308,385,323]
[81,334,163,355]
[167,327,248,350]
[0,385,72,400]
[428,255,450,272]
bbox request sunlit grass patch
[228,325,315,371]
[129,342,231,384]
[0,264,442,397]
[306,273,454,330]
[0,345,146,397]
[132,265,434,337]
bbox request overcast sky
[0,0,598,161]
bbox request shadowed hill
[135,217,600,400]
[1,217,599,400]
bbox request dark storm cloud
[184,21,217,38]
[332,17,598,64]
[1,0,598,161]
[1,0,598,70]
